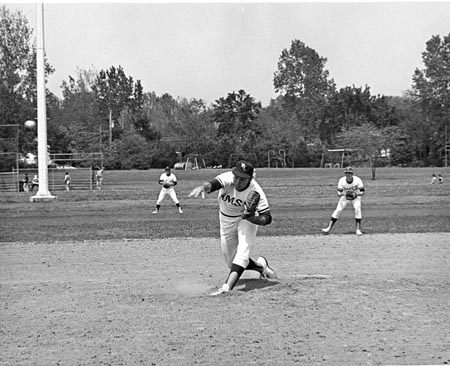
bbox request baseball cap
[232,160,254,178]
[165,166,170,171]
[344,166,354,174]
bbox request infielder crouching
[189,160,277,296]
[322,166,365,236]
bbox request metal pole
[109,109,112,150]
[16,126,19,191]
[30,3,55,202]
[445,124,448,168]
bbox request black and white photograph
[1,1,449,365]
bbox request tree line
[1,6,449,176]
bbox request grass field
[1,167,449,365]
[1,167,449,242]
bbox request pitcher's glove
[345,190,357,201]
[163,183,171,188]
[242,191,260,219]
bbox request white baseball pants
[156,187,180,205]
[219,213,258,269]
[332,196,362,219]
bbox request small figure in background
[30,175,39,192]
[438,174,444,184]
[430,174,437,184]
[64,171,71,192]
[23,173,29,192]
[96,167,104,191]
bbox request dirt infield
[1,233,449,365]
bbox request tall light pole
[30,3,55,202]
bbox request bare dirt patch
[1,233,449,365]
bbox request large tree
[56,68,105,154]
[411,33,450,166]
[274,39,334,100]
[212,90,262,163]
[324,86,400,144]
[273,39,335,141]
[92,65,144,137]
[0,5,54,170]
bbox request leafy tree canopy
[273,39,335,101]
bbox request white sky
[4,1,450,106]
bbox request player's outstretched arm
[189,182,212,198]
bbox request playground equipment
[174,153,206,170]
[323,149,358,168]
[267,149,287,168]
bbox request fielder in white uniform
[153,167,183,214]
[64,172,71,192]
[96,167,104,191]
[189,160,277,296]
[322,166,365,236]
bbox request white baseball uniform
[96,168,104,190]
[64,173,71,191]
[214,171,270,269]
[156,172,180,205]
[331,175,364,219]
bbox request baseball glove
[163,182,171,188]
[242,190,260,219]
[345,190,357,200]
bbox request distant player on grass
[23,173,29,192]
[152,166,183,214]
[322,166,365,236]
[30,175,39,192]
[189,160,277,296]
[96,167,104,191]
[64,172,71,192]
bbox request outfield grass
[1,167,449,242]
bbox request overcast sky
[4,1,450,106]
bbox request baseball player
[189,160,277,296]
[64,172,71,192]
[30,175,39,192]
[322,166,365,236]
[22,173,29,192]
[96,167,104,191]
[153,166,183,214]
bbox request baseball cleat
[178,208,184,214]
[322,228,330,235]
[152,210,158,214]
[356,229,363,236]
[210,283,230,296]
[257,256,277,279]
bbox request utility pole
[109,109,112,151]
[30,3,55,202]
